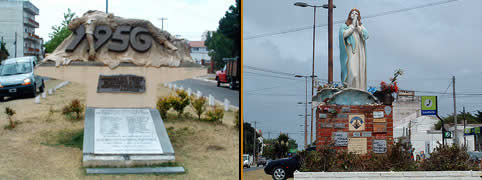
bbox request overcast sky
[31,0,234,41]
[243,0,482,149]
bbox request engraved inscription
[97,74,145,93]
[94,109,162,154]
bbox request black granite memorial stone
[97,74,146,93]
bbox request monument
[37,11,206,172]
[314,8,393,155]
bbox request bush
[234,110,240,129]
[171,90,190,118]
[420,144,479,171]
[205,108,224,123]
[157,96,173,119]
[191,96,207,120]
[4,107,16,129]
[62,99,84,120]
[300,141,418,172]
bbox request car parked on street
[0,56,44,101]
[264,155,301,180]
[257,157,267,167]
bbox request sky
[243,0,482,149]
[30,0,234,41]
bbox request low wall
[294,171,482,180]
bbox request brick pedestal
[316,104,394,154]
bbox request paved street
[172,78,239,107]
[243,166,264,172]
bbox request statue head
[345,8,362,26]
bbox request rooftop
[189,41,205,48]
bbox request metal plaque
[373,140,387,153]
[362,131,372,137]
[373,111,384,118]
[337,114,348,118]
[333,132,348,146]
[373,118,386,123]
[334,123,345,129]
[374,123,387,133]
[97,74,145,93]
[319,114,327,119]
[384,106,392,116]
[341,107,351,112]
[321,123,333,128]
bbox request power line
[244,71,300,80]
[244,0,458,40]
[244,65,297,77]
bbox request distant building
[0,0,42,59]
[189,41,211,64]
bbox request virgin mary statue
[339,8,369,90]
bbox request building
[188,41,210,64]
[0,0,42,59]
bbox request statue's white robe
[343,25,367,90]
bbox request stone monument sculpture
[339,8,369,90]
[37,11,206,172]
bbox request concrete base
[36,63,206,108]
[86,167,185,174]
[83,154,175,167]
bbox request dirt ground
[243,169,275,180]
[0,80,239,179]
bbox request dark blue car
[264,155,301,180]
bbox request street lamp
[294,1,335,146]
[295,74,317,148]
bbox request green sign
[421,96,437,115]
[289,148,298,153]
[476,127,481,134]
[444,131,452,138]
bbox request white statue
[339,8,369,90]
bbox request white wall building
[393,95,480,158]
[0,0,42,59]
[189,41,210,64]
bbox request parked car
[0,56,44,101]
[257,157,267,167]
[215,57,239,89]
[264,155,301,180]
[243,154,252,168]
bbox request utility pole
[159,17,168,31]
[453,76,458,145]
[106,0,108,13]
[14,32,17,58]
[305,77,308,148]
[463,106,466,148]
[253,121,257,164]
[327,0,333,84]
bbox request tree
[205,0,240,70]
[44,9,76,53]
[0,40,9,61]
[243,122,262,157]
[434,111,479,130]
[475,110,482,123]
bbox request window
[192,47,199,51]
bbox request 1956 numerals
[65,25,153,53]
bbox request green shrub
[4,107,16,129]
[205,108,224,123]
[420,144,479,171]
[234,110,240,129]
[300,141,418,172]
[171,90,190,117]
[62,99,84,120]
[191,96,207,120]
[157,96,173,119]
